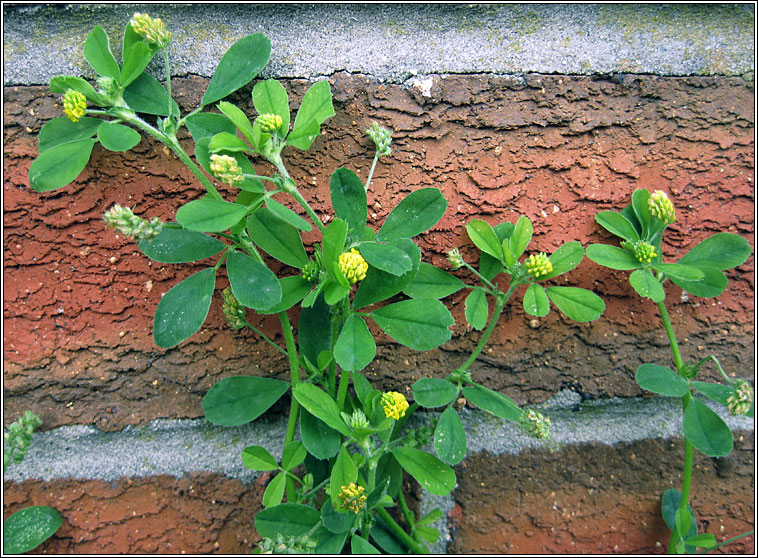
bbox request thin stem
[375,507,430,555]
[279,310,301,502]
[273,157,326,233]
[397,491,415,531]
[656,301,684,371]
[462,261,498,293]
[162,48,172,118]
[364,153,380,192]
[243,320,287,356]
[696,530,755,554]
[336,369,351,411]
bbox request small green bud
[346,409,370,430]
[103,204,163,241]
[130,13,172,48]
[301,259,321,284]
[649,190,676,225]
[447,248,464,270]
[256,113,283,134]
[96,76,118,98]
[524,253,553,278]
[631,240,657,264]
[519,409,552,440]
[63,89,87,122]
[209,154,244,185]
[222,287,246,330]
[366,122,392,157]
[727,381,753,416]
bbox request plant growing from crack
[28,14,604,554]
[586,189,754,554]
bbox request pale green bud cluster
[130,13,172,48]
[4,411,42,471]
[519,409,552,440]
[632,240,657,264]
[256,113,283,134]
[209,154,244,185]
[222,287,246,330]
[727,381,753,416]
[103,204,163,241]
[366,122,392,157]
[649,190,676,225]
[256,533,317,554]
[301,259,322,284]
[338,248,368,284]
[447,248,464,270]
[63,89,87,122]
[337,482,367,514]
[342,409,370,430]
[525,253,553,278]
[96,76,118,97]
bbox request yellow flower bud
[524,252,553,278]
[649,190,676,225]
[63,89,87,122]
[337,482,367,514]
[130,13,172,48]
[256,113,283,134]
[381,391,409,420]
[338,248,368,284]
[209,154,243,185]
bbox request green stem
[279,310,301,503]
[696,530,755,554]
[272,157,326,233]
[336,369,351,411]
[364,153,380,192]
[162,48,172,119]
[375,507,429,555]
[397,491,415,531]
[243,320,287,356]
[656,301,684,371]
[462,261,498,293]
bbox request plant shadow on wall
[25,13,752,555]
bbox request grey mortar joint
[5,391,753,554]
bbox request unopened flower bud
[302,259,321,284]
[130,13,172,48]
[337,482,367,514]
[381,391,409,420]
[103,203,163,241]
[256,113,283,134]
[96,76,118,97]
[519,409,552,440]
[366,122,392,157]
[348,409,370,429]
[209,154,243,185]
[222,287,246,330]
[338,248,368,284]
[727,381,753,416]
[447,248,464,270]
[632,240,657,264]
[649,190,676,225]
[63,89,87,122]
[524,252,553,278]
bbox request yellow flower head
[524,252,553,278]
[337,482,366,514]
[130,13,172,48]
[256,113,283,134]
[63,89,87,123]
[381,391,409,420]
[632,240,657,264]
[339,248,368,284]
[648,190,676,225]
[209,154,243,185]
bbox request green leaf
[202,34,271,106]
[412,378,459,408]
[322,218,348,276]
[203,375,289,426]
[247,208,308,268]
[461,384,522,422]
[662,489,697,541]
[253,79,290,134]
[371,299,453,351]
[464,287,489,330]
[509,215,533,259]
[84,25,120,79]
[585,244,641,270]
[370,521,406,554]
[334,314,376,372]
[264,198,312,232]
[391,447,456,496]
[682,398,733,457]
[226,250,282,311]
[120,41,154,87]
[523,283,550,317]
[537,241,584,281]
[377,188,448,242]
[479,252,504,281]
[3,506,62,555]
[298,295,331,365]
[360,242,413,276]
[416,525,441,544]
[631,189,651,238]
[38,116,102,153]
[28,139,95,192]
[217,101,256,145]
[49,76,105,105]
[262,472,286,508]
[466,220,503,261]
[292,383,351,436]
[208,132,250,153]
[138,228,226,263]
[331,447,359,511]
[690,381,732,407]
[652,263,704,282]
[123,73,179,116]
[545,286,605,322]
[288,80,334,150]
[330,167,367,234]
[635,364,690,397]
[417,508,443,526]
[322,498,356,534]
[153,267,216,347]
[678,233,751,271]
[314,525,349,554]
[353,239,420,308]
[629,269,666,302]
[97,121,141,152]
[684,534,718,549]
[403,262,464,299]
[241,445,279,471]
[281,441,307,471]
[258,276,312,315]
[255,503,320,539]
[324,280,350,305]
[352,536,381,554]
[595,211,640,242]
[185,113,236,142]
[176,199,248,232]
[667,267,729,298]
[300,409,341,460]
[675,508,692,543]
[352,373,374,405]
[434,407,466,465]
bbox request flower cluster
[343,409,370,430]
[727,381,753,416]
[301,258,321,284]
[366,122,392,157]
[256,533,317,554]
[209,154,243,185]
[632,240,657,264]
[525,252,553,278]
[130,12,172,48]
[447,248,464,270]
[381,391,409,420]
[63,89,87,123]
[4,411,42,471]
[519,409,552,440]
[222,287,246,330]
[337,482,367,514]
[256,113,283,134]
[103,204,163,241]
[649,190,676,225]
[338,248,368,284]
